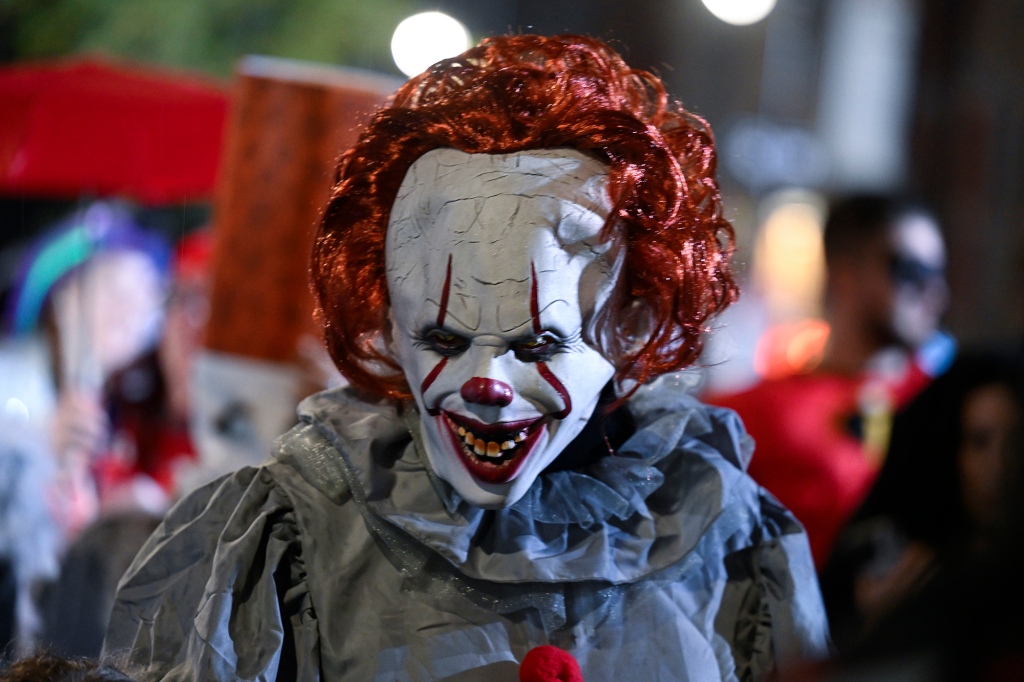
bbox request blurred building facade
[2,0,1021,353]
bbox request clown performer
[104,35,829,680]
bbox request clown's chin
[441,412,547,485]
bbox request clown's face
[386,148,621,508]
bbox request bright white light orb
[391,12,472,78]
[701,0,777,26]
[5,397,29,422]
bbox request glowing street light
[391,11,472,78]
[701,0,777,26]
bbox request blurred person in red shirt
[708,195,952,567]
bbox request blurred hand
[48,463,99,541]
[48,390,106,539]
[51,389,110,467]
[855,540,937,626]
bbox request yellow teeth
[469,434,507,459]
[450,417,533,459]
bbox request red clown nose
[460,377,514,406]
[519,646,583,682]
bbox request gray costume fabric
[104,374,829,681]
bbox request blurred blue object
[916,329,957,379]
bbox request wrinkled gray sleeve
[759,493,831,663]
[716,490,832,680]
[103,466,318,682]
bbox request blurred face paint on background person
[887,213,948,348]
[386,149,622,508]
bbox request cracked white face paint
[386,148,622,508]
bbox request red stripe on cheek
[529,261,541,334]
[531,262,570,419]
[537,362,572,420]
[424,257,453,417]
[437,254,453,327]
[421,357,448,416]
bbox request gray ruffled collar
[293,373,753,585]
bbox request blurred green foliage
[0,0,419,77]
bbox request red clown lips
[440,411,547,484]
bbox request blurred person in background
[0,202,168,653]
[709,195,952,567]
[821,350,1023,653]
[169,232,347,497]
[36,231,210,659]
[3,201,172,526]
[90,231,209,503]
[157,232,210,468]
[821,353,1024,681]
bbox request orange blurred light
[754,318,831,379]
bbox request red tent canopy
[0,57,230,205]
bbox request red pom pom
[519,645,583,682]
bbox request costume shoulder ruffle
[104,465,322,681]
[292,373,757,585]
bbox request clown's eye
[513,333,563,362]
[421,329,470,357]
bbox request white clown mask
[386,148,623,508]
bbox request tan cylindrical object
[205,56,399,362]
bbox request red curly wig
[312,34,737,402]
